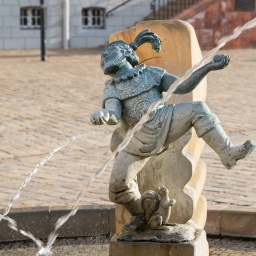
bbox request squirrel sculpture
[142,186,176,230]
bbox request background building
[0,0,255,50]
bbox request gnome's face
[100,43,127,76]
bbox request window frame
[82,7,105,29]
[20,6,42,30]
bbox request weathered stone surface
[187,195,207,230]
[117,224,196,243]
[110,229,209,256]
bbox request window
[82,8,105,29]
[235,0,255,11]
[20,7,41,29]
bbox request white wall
[0,0,63,50]
[46,0,63,49]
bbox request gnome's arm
[105,98,122,125]
[159,54,230,95]
[90,98,122,125]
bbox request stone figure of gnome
[90,30,255,233]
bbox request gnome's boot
[121,213,146,234]
[201,124,255,170]
[121,198,146,234]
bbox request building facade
[0,0,255,50]
[0,0,152,50]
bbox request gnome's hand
[210,54,230,71]
[90,109,110,125]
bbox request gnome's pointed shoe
[201,124,256,170]
[219,140,256,169]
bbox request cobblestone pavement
[0,236,255,256]
[0,48,255,213]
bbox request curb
[0,205,115,242]
[0,205,255,242]
[206,204,256,238]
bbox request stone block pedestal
[109,229,209,256]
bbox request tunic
[102,65,174,157]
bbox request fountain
[0,17,255,256]
[90,19,256,256]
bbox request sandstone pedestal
[109,229,209,256]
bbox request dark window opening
[235,0,255,11]
[82,7,105,29]
[20,6,41,29]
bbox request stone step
[147,0,201,20]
